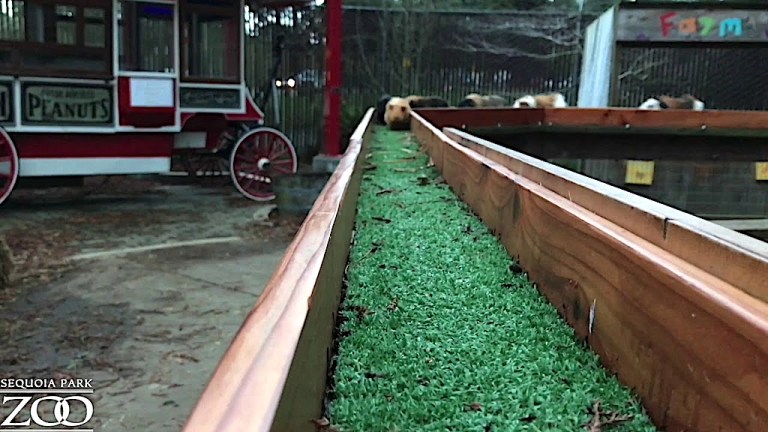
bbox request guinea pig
[406,95,451,109]
[512,92,568,108]
[375,94,392,125]
[639,94,705,111]
[457,93,506,107]
[384,96,411,130]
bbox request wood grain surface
[441,127,768,303]
[414,107,768,132]
[181,108,374,432]
[411,112,768,432]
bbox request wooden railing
[182,108,374,432]
[410,111,768,432]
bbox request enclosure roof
[618,0,767,9]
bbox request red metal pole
[323,0,343,156]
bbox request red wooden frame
[323,0,342,156]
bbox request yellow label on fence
[625,160,655,185]
[755,162,768,181]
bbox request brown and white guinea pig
[457,93,506,108]
[512,92,568,108]
[384,96,412,130]
[638,94,705,111]
[405,95,451,109]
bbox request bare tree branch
[453,39,579,60]
[450,12,582,60]
[617,51,666,82]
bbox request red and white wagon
[0,0,301,206]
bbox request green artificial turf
[326,126,657,431]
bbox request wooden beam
[412,108,768,160]
[470,129,768,161]
[182,108,374,432]
[415,107,768,132]
[411,112,768,432]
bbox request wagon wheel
[175,122,253,178]
[0,128,18,206]
[178,152,230,178]
[229,127,298,202]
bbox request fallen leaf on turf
[348,305,373,321]
[369,242,382,254]
[387,297,399,311]
[311,417,340,431]
[584,400,634,432]
[467,402,483,412]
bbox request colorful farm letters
[616,9,768,42]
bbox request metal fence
[340,7,594,126]
[248,5,595,158]
[613,44,768,111]
[245,4,326,162]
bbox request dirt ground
[0,176,304,430]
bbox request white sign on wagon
[129,77,174,108]
[24,84,112,125]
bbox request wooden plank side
[411,116,768,432]
[616,8,768,43]
[181,108,375,432]
[270,112,370,432]
[467,131,768,161]
[414,107,768,132]
[544,108,768,130]
[439,126,768,304]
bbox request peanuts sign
[23,84,112,125]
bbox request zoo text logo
[0,380,94,432]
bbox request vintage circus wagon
[0,0,304,205]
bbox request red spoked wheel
[229,127,298,201]
[0,128,18,206]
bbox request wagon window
[118,0,174,73]
[181,0,240,83]
[0,0,112,78]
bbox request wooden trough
[182,107,768,432]
[415,107,768,161]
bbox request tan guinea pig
[384,96,411,130]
